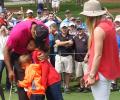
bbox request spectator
[24,9,35,21]
[49,23,59,66]
[41,8,49,23]
[0,25,11,91]
[37,0,44,12]
[45,12,62,29]
[0,3,2,13]
[114,15,120,29]
[55,22,73,93]
[52,0,60,13]
[62,10,72,24]
[69,17,76,24]
[7,11,23,27]
[73,26,88,92]
[36,9,43,20]
[68,22,77,36]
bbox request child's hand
[37,52,48,61]
[17,81,21,87]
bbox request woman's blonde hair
[86,16,101,48]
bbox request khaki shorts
[75,61,88,78]
[55,55,73,73]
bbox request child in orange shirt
[18,54,45,100]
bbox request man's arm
[4,46,15,82]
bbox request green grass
[1,69,120,100]
[2,88,120,100]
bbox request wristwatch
[89,73,95,79]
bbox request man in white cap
[24,9,35,21]
[114,15,120,29]
[54,22,74,93]
[80,0,120,100]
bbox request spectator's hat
[60,22,69,29]
[37,9,42,14]
[116,27,120,32]
[65,9,71,14]
[69,22,76,27]
[77,26,84,30]
[114,15,120,22]
[26,9,33,14]
[43,8,48,11]
[80,0,106,17]
[76,17,81,21]
[70,17,76,21]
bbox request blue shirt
[116,34,120,49]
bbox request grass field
[1,68,120,100]
[1,0,120,100]
[2,87,120,100]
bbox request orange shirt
[18,64,45,95]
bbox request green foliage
[102,3,120,9]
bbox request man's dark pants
[11,52,29,100]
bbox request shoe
[64,88,70,94]
[82,88,91,93]
[76,87,84,92]
[111,83,118,91]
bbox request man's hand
[68,40,73,45]
[8,70,15,83]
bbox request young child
[27,27,63,100]
[18,54,45,100]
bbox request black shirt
[73,33,88,62]
[55,33,74,56]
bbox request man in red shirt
[4,20,49,100]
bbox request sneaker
[64,88,70,94]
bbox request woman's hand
[84,54,89,63]
[85,75,96,87]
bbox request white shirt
[0,34,9,60]
[0,6,2,13]
[38,0,44,3]
[45,20,56,29]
